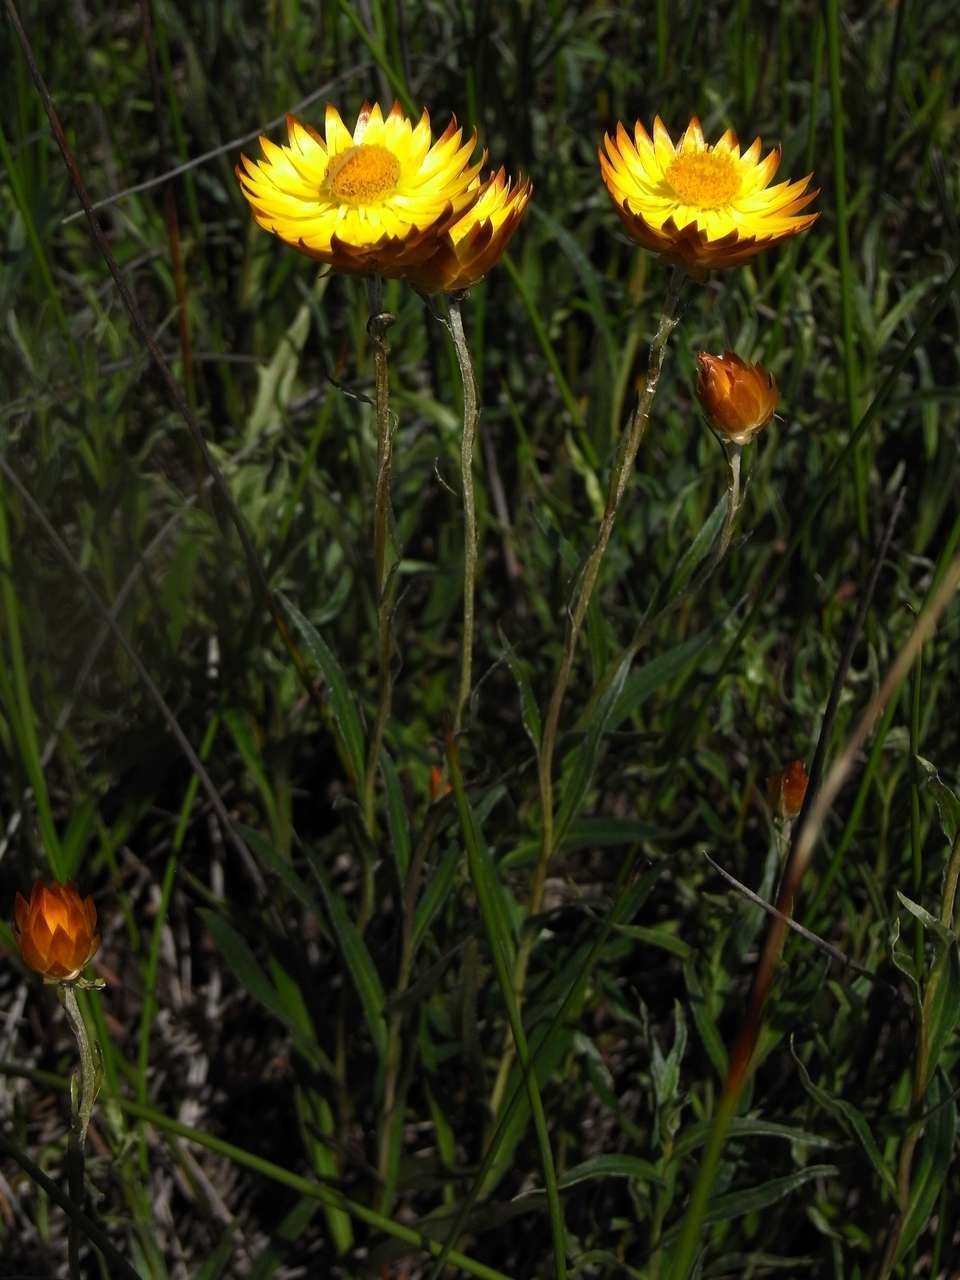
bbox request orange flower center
[324,144,400,205]
[664,150,740,209]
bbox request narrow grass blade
[447,736,568,1280]
[281,593,367,789]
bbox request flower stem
[60,984,99,1280]
[489,265,684,1119]
[446,293,480,735]
[667,1086,740,1279]
[572,439,743,735]
[361,274,397,869]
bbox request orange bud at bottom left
[13,881,100,982]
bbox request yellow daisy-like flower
[599,116,818,273]
[237,102,485,277]
[407,167,533,294]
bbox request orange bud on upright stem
[696,351,779,446]
[766,760,809,820]
[13,881,100,983]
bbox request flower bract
[407,167,533,294]
[696,351,779,445]
[237,102,485,277]
[14,881,100,983]
[599,116,818,272]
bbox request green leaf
[897,891,955,947]
[791,1042,897,1198]
[922,938,960,1085]
[199,910,329,1073]
[560,1154,663,1190]
[247,299,312,442]
[238,824,329,938]
[651,1001,688,1110]
[517,1154,664,1201]
[614,925,691,960]
[896,1070,957,1264]
[663,492,727,601]
[501,817,663,870]
[223,709,279,837]
[888,914,921,1004]
[411,844,460,957]
[555,650,631,846]
[381,750,411,880]
[499,628,542,756]
[683,960,728,1078]
[248,1197,322,1279]
[530,203,617,377]
[447,743,566,1266]
[674,1116,835,1160]
[307,859,388,1064]
[662,1166,838,1242]
[916,755,960,845]
[610,627,715,731]
[280,593,366,789]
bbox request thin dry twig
[703,852,887,985]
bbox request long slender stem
[489,266,684,1117]
[447,294,480,735]
[537,266,684,902]
[361,274,397,863]
[572,439,745,737]
[60,985,99,1279]
[668,1087,740,1279]
[910,645,924,973]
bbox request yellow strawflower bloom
[237,102,485,276]
[599,116,817,273]
[408,167,532,294]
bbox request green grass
[1,1,959,1277]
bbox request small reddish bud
[766,760,809,819]
[696,351,779,445]
[13,881,100,983]
[428,766,452,802]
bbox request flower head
[696,351,778,445]
[766,760,809,819]
[599,116,818,273]
[407,167,532,294]
[237,102,485,277]
[14,881,100,983]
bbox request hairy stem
[489,266,684,1118]
[361,275,397,871]
[60,985,99,1279]
[447,294,480,735]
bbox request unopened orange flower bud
[696,351,779,445]
[428,766,452,802]
[766,760,809,819]
[13,881,100,982]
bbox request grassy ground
[1,0,959,1276]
